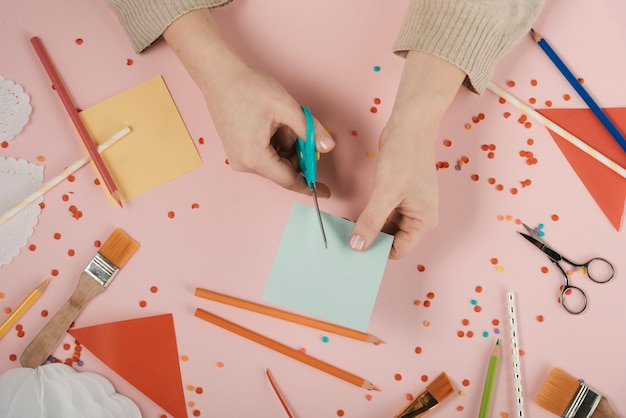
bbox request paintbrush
[535,367,620,418]
[20,228,139,368]
[393,372,456,418]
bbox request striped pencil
[0,126,130,225]
[487,82,626,179]
[530,29,626,153]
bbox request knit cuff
[106,0,234,53]
[393,0,520,94]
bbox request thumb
[288,106,335,154]
[349,192,393,252]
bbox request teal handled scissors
[296,105,327,248]
[518,223,615,314]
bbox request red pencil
[30,36,123,207]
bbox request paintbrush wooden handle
[594,397,620,418]
[20,273,105,368]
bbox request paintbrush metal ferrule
[563,383,602,418]
[85,253,119,287]
[397,390,439,418]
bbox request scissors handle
[560,284,588,315]
[582,257,615,284]
[296,105,317,189]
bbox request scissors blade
[521,223,547,244]
[311,184,328,248]
[518,232,563,262]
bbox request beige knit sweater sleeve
[394,0,545,93]
[106,0,544,93]
[105,0,233,53]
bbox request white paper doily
[0,74,32,142]
[0,157,43,266]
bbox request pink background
[1,0,625,417]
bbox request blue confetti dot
[77,360,84,366]
[538,223,544,229]
[482,331,489,338]
[373,65,381,72]
[494,328,500,334]
[538,231,545,237]
[455,165,461,171]
[471,299,478,305]
[321,336,329,343]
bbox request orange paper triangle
[69,314,187,418]
[537,107,626,230]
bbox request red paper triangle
[537,107,626,230]
[69,314,187,418]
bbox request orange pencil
[194,308,377,390]
[30,36,123,207]
[194,288,383,344]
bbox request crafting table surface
[1,0,626,417]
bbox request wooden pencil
[30,36,123,207]
[530,29,626,153]
[478,339,501,418]
[194,308,377,390]
[194,288,383,344]
[0,127,130,225]
[0,278,51,340]
[265,368,295,418]
[487,82,626,179]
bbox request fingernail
[349,234,365,251]
[319,137,332,151]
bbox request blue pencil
[530,28,626,153]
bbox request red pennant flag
[537,107,626,230]
[69,314,187,418]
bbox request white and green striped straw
[0,126,131,225]
[487,82,626,179]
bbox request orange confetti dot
[351,130,358,136]
[457,405,465,412]
[478,113,485,120]
[188,401,196,408]
[421,375,429,382]
[462,379,470,386]
[471,174,479,181]
[506,80,516,87]
[488,144,496,151]
[492,318,500,326]
[518,114,527,123]
[1,141,8,148]
[68,205,77,213]
[62,195,69,202]
[367,151,376,158]
[545,100,553,107]
[414,346,422,354]
[39,202,45,209]
[475,285,483,293]
[4,307,11,314]
[126,58,134,66]
[191,203,200,209]
[405,393,413,401]
[423,320,431,327]
[490,258,498,265]
[373,97,381,105]
[563,94,571,101]
[530,79,538,86]
[497,215,504,221]
[197,137,205,145]
[63,343,71,350]
[527,138,534,145]
[464,123,472,130]
[520,350,525,356]
[365,394,373,401]
[524,122,532,129]
[51,269,59,276]
[536,315,544,322]
[472,115,480,124]
[496,184,504,191]
[0,293,3,299]
[68,249,75,256]
[505,215,513,221]
[417,264,425,272]
[181,355,189,361]
[139,300,147,308]
[9,354,17,361]
[337,410,345,417]
[510,188,518,195]
[75,38,83,45]
[551,214,559,221]
[150,286,158,293]
[443,139,452,147]
[541,266,549,274]
[461,318,469,326]
[487,177,496,185]
[499,97,506,104]
[423,300,431,308]
[37,155,45,162]
[68,175,75,182]
[394,373,403,381]
[216,361,225,367]
[503,111,511,118]
[195,387,203,394]
[474,305,482,313]
[529,97,536,104]
[54,233,61,240]
[168,211,175,218]
[29,244,37,251]
[414,300,422,306]
[457,330,465,337]
[224,158,229,165]
[426,292,435,299]
[487,152,495,159]
[192,410,201,417]
[501,413,509,418]
[370,106,378,113]
[481,144,489,151]
[94,240,101,247]
[94,178,100,185]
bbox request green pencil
[478,339,501,418]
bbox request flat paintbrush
[20,228,139,368]
[535,367,620,418]
[393,371,456,418]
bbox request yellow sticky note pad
[79,76,202,204]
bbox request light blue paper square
[262,202,393,331]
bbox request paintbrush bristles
[426,372,455,403]
[535,367,582,416]
[99,228,139,268]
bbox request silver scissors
[518,223,615,314]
